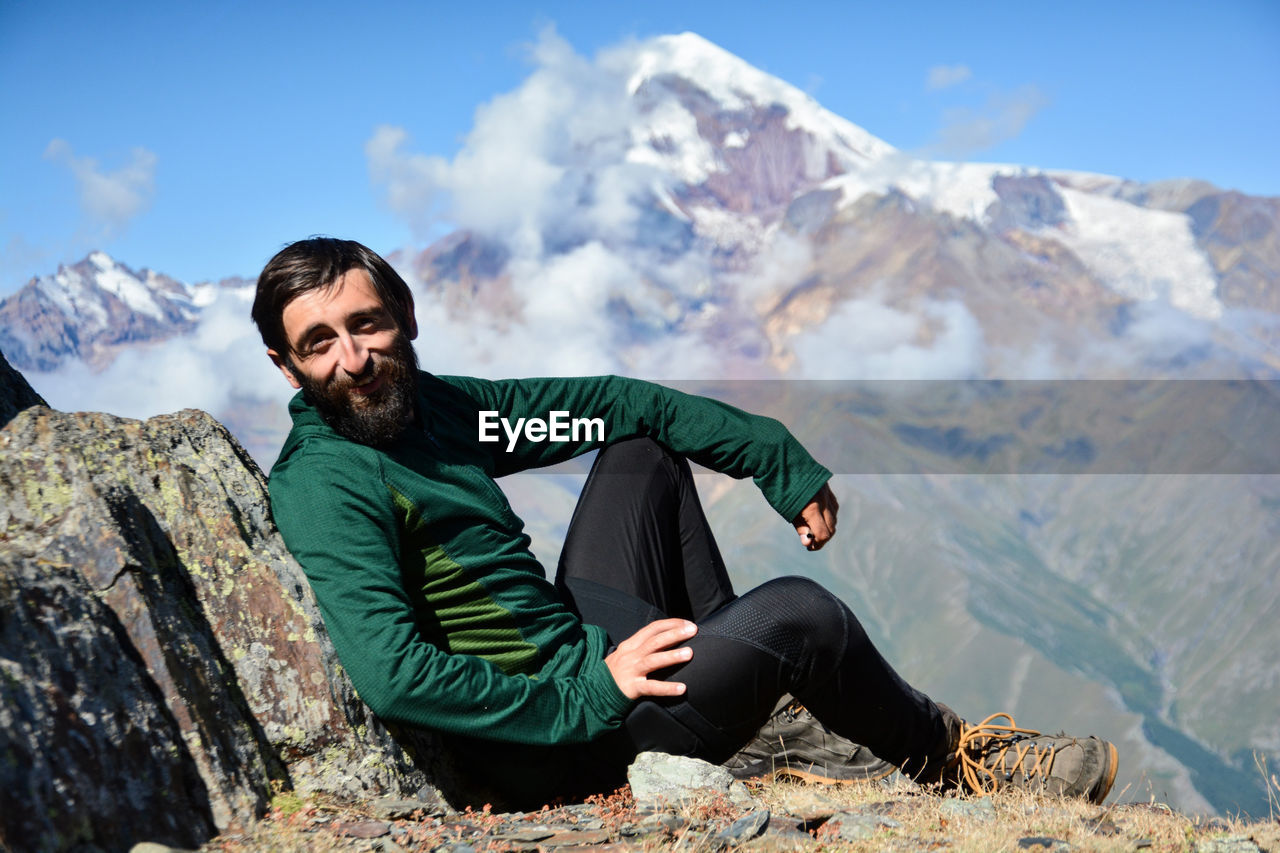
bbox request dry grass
[751,777,1280,851]
[195,777,1280,853]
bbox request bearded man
[252,236,1119,808]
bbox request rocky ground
[125,753,1279,853]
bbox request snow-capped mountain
[0,252,224,372]
[410,32,1278,379]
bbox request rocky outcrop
[1,348,47,428]
[0,377,457,852]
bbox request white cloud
[790,290,986,379]
[926,64,972,91]
[364,125,448,239]
[33,286,293,434]
[367,26,661,258]
[365,26,738,381]
[44,139,157,237]
[926,84,1050,158]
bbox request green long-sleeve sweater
[268,373,832,746]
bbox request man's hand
[793,482,839,551]
[604,618,697,700]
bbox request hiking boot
[722,696,897,785]
[942,712,1119,804]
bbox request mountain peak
[0,251,199,372]
[624,33,896,169]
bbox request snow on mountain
[624,33,896,182]
[1053,186,1223,318]
[0,252,207,372]
[396,30,1274,381]
[613,34,1235,338]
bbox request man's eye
[304,337,333,356]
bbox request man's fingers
[618,618,696,652]
[605,619,697,699]
[794,483,839,550]
[630,677,688,698]
[649,646,693,669]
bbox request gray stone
[1196,837,1263,853]
[755,823,819,851]
[767,787,840,821]
[715,809,770,844]
[939,795,997,822]
[0,404,460,851]
[822,811,901,842]
[638,811,688,835]
[371,796,449,820]
[627,751,759,810]
[372,839,410,853]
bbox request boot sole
[765,764,897,786]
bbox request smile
[350,373,385,396]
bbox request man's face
[268,268,419,446]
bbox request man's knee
[706,575,851,668]
[592,436,685,480]
[754,575,849,632]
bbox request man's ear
[267,348,303,390]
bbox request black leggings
[556,439,949,771]
[462,438,949,807]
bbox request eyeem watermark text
[478,411,605,452]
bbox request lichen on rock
[0,360,457,851]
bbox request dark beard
[294,333,420,447]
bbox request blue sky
[2,0,1277,297]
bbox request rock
[767,787,841,822]
[0,402,459,851]
[939,795,997,822]
[752,824,819,851]
[714,809,770,844]
[538,828,613,846]
[0,347,46,428]
[1195,837,1264,853]
[332,819,392,838]
[1017,837,1071,850]
[637,812,687,835]
[821,811,901,842]
[370,796,449,820]
[627,752,758,811]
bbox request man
[253,237,1118,808]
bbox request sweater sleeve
[269,444,632,744]
[444,374,832,523]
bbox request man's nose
[336,333,370,376]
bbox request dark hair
[252,237,415,354]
